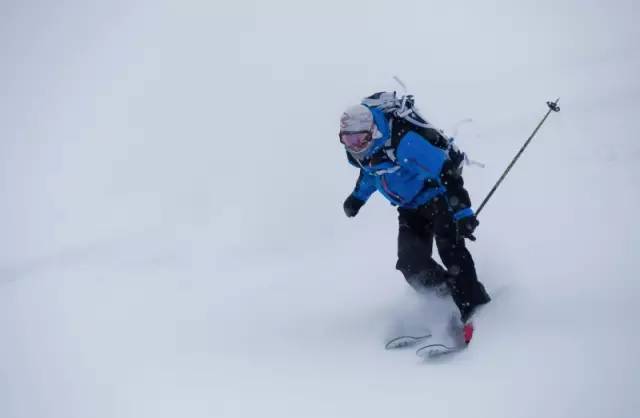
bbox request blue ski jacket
[346,106,473,220]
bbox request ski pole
[475,99,560,217]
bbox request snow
[1,1,640,417]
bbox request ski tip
[385,334,431,350]
[416,343,462,359]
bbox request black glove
[343,195,365,218]
[457,215,479,240]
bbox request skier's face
[339,130,373,152]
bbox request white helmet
[339,105,375,153]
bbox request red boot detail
[463,322,474,345]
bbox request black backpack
[360,92,452,162]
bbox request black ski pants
[395,196,490,321]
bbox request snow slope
[1,1,639,417]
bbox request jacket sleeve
[440,146,474,220]
[351,169,377,202]
[345,151,377,202]
[395,131,448,180]
[396,131,474,219]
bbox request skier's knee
[398,262,447,292]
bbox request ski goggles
[339,130,373,152]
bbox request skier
[339,92,490,344]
